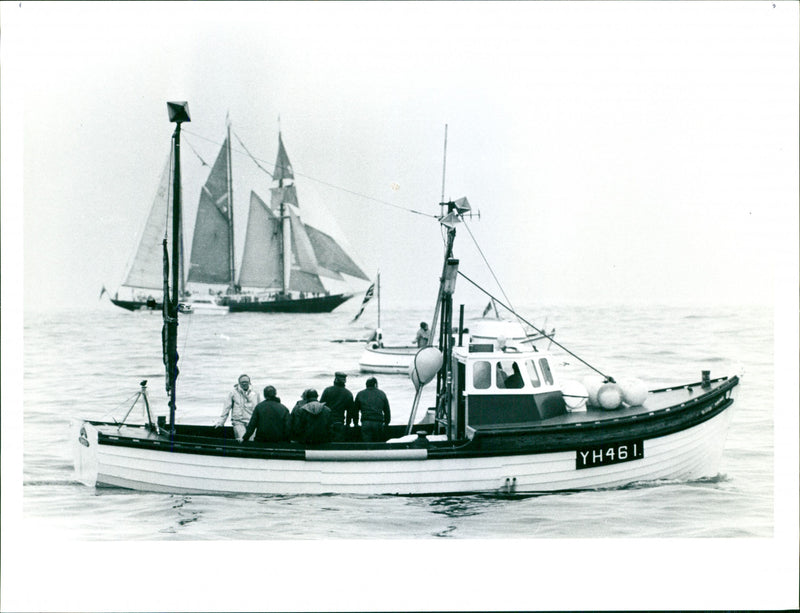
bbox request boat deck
[89,376,736,453]
[534,376,733,428]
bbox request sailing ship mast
[275,132,293,295]
[225,118,236,294]
[280,200,291,294]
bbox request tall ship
[188,123,370,312]
[107,119,369,313]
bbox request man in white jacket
[215,374,261,441]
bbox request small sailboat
[73,102,739,495]
[354,272,425,374]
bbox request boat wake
[24,479,83,487]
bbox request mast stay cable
[456,270,614,382]
[184,129,438,219]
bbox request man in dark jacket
[320,371,355,441]
[290,388,333,445]
[243,385,291,443]
[354,377,391,442]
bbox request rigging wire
[461,220,516,312]
[460,219,537,335]
[456,270,614,381]
[101,389,145,423]
[183,129,438,219]
[165,141,175,242]
[186,140,209,168]
[232,130,273,178]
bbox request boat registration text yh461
[576,440,644,469]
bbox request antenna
[440,124,448,203]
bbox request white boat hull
[72,403,734,495]
[358,345,418,374]
[358,319,549,374]
[184,299,228,314]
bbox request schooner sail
[228,132,369,312]
[108,154,183,311]
[187,126,236,293]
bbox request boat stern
[70,419,98,487]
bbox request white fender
[410,347,443,390]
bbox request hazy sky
[3,1,797,316]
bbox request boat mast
[405,211,458,435]
[226,118,236,294]
[440,124,448,202]
[165,101,190,437]
[377,270,381,329]
[280,198,291,294]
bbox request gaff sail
[122,155,174,291]
[187,135,234,286]
[237,191,282,290]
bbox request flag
[352,282,376,322]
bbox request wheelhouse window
[525,360,541,387]
[472,361,491,389]
[538,358,554,385]
[496,360,524,389]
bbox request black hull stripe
[93,377,737,461]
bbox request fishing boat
[72,102,740,495]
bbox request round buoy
[620,378,648,406]
[597,382,623,410]
[583,375,604,407]
[410,347,443,390]
[561,380,588,411]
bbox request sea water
[8,302,791,610]
[19,303,774,540]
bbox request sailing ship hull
[110,298,162,312]
[227,293,353,313]
[72,376,737,496]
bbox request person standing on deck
[290,389,333,445]
[354,377,391,442]
[320,371,355,442]
[414,322,430,348]
[242,385,291,443]
[215,374,260,442]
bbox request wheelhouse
[442,342,568,440]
